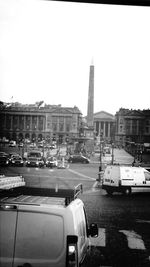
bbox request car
[9,153,20,162]
[46,156,58,168]
[49,144,56,149]
[26,157,45,168]
[29,143,37,148]
[68,154,90,163]
[10,155,24,167]
[9,140,16,147]
[0,152,9,157]
[18,142,24,147]
[38,142,44,148]
[0,155,9,167]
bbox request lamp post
[111,143,114,165]
[99,129,103,172]
[99,142,102,172]
[97,130,103,182]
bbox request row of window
[0,115,78,132]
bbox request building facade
[94,111,116,144]
[115,108,150,147]
[0,103,82,144]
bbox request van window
[144,171,150,181]
[28,151,42,158]
[14,211,64,261]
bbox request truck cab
[0,176,98,267]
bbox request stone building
[115,108,150,147]
[94,111,116,144]
[0,102,82,144]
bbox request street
[1,148,150,266]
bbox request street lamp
[97,130,104,183]
[99,130,103,171]
[111,143,114,165]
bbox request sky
[0,0,150,116]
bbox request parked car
[46,156,58,168]
[0,155,9,167]
[10,155,24,167]
[68,155,90,163]
[26,157,45,168]
[9,153,20,162]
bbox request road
[1,148,150,266]
[80,189,150,267]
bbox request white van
[0,177,98,267]
[102,164,150,195]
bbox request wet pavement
[90,148,134,165]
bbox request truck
[0,176,98,267]
[102,164,150,195]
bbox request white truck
[0,176,98,267]
[102,164,150,195]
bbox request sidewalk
[90,148,134,165]
[113,148,134,165]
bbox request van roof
[0,183,83,207]
[1,195,69,206]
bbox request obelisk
[87,60,94,127]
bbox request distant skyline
[0,0,150,116]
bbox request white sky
[0,0,150,116]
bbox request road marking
[90,228,106,247]
[90,228,146,251]
[68,169,96,181]
[119,230,146,250]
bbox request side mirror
[88,223,98,237]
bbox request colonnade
[94,121,112,138]
[3,114,45,132]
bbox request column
[4,114,6,129]
[24,116,26,130]
[103,122,106,138]
[108,122,110,138]
[10,115,13,130]
[30,116,32,131]
[130,119,132,135]
[17,115,19,130]
[99,122,101,136]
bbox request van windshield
[28,152,41,158]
